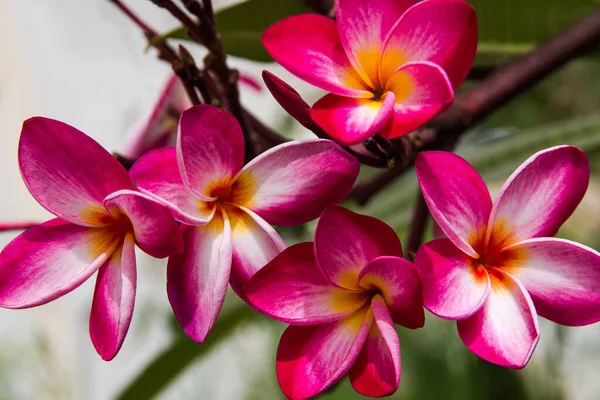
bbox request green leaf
[146,27,190,51]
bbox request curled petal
[0,219,121,308]
[315,205,403,291]
[262,71,316,129]
[19,117,132,227]
[233,140,359,226]
[90,233,136,361]
[245,242,368,325]
[277,306,373,400]
[458,270,540,369]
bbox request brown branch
[150,0,206,45]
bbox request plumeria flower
[245,205,424,399]
[414,146,600,368]
[0,117,183,360]
[262,0,477,145]
[129,105,360,343]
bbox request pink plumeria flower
[129,105,360,343]
[262,0,477,145]
[414,146,600,368]
[245,205,424,399]
[0,117,183,360]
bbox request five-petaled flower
[245,205,424,399]
[414,146,600,368]
[0,117,184,360]
[130,105,360,343]
[262,0,477,145]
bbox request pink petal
[177,105,244,200]
[311,92,396,145]
[277,306,373,399]
[415,239,490,319]
[381,0,477,87]
[487,146,589,250]
[415,151,492,259]
[335,0,417,88]
[104,190,183,259]
[226,206,287,297]
[129,147,215,226]
[19,117,133,227]
[349,295,401,397]
[238,73,263,92]
[167,212,232,343]
[262,71,315,128]
[262,14,372,98]
[89,232,136,361]
[380,61,454,139]
[503,238,600,326]
[458,270,540,369]
[359,256,424,329]
[233,140,359,226]
[245,242,369,325]
[0,219,121,308]
[315,205,403,291]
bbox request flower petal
[104,190,183,259]
[227,206,287,297]
[415,239,490,319]
[503,238,600,326]
[277,306,373,399]
[167,212,232,343]
[89,232,136,361]
[380,61,454,139]
[311,92,396,145]
[315,205,403,291]
[359,256,424,328]
[458,269,540,369]
[335,0,417,87]
[487,146,589,250]
[19,117,133,227]
[262,71,315,129]
[233,140,359,226]
[415,151,492,259]
[381,0,477,87]
[262,14,372,98]
[130,147,215,226]
[0,219,121,308]
[349,295,401,397]
[245,242,368,325]
[177,105,244,200]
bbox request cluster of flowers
[1,0,600,399]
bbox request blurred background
[1,0,600,399]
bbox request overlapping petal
[277,306,373,400]
[0,219,121,308]
[262,14,372,98]
[311,92,396,145]
[359,256,424,328]
[89,233,136,361]
[130,147,215,225]
[416,151,492,258]
[504,238,600,326]
[233,140,359,226]
[458,270,539,369]
[167,212,233,343]
[19,117,133,227]
[415,239,490,319]
[177,106,245,200]
[315,205,403,291]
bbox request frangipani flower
[0,117,183,360]
[262,0,477,145]
[245,205,424,399]
[414,146,600,368]
[130,105,360,343]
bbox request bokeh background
[1,1,600,399]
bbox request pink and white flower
[245,205,424,399]
[130,105,360,343]
[262,0,477,145]
[0,117,183,360]
[414,146,600,368]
